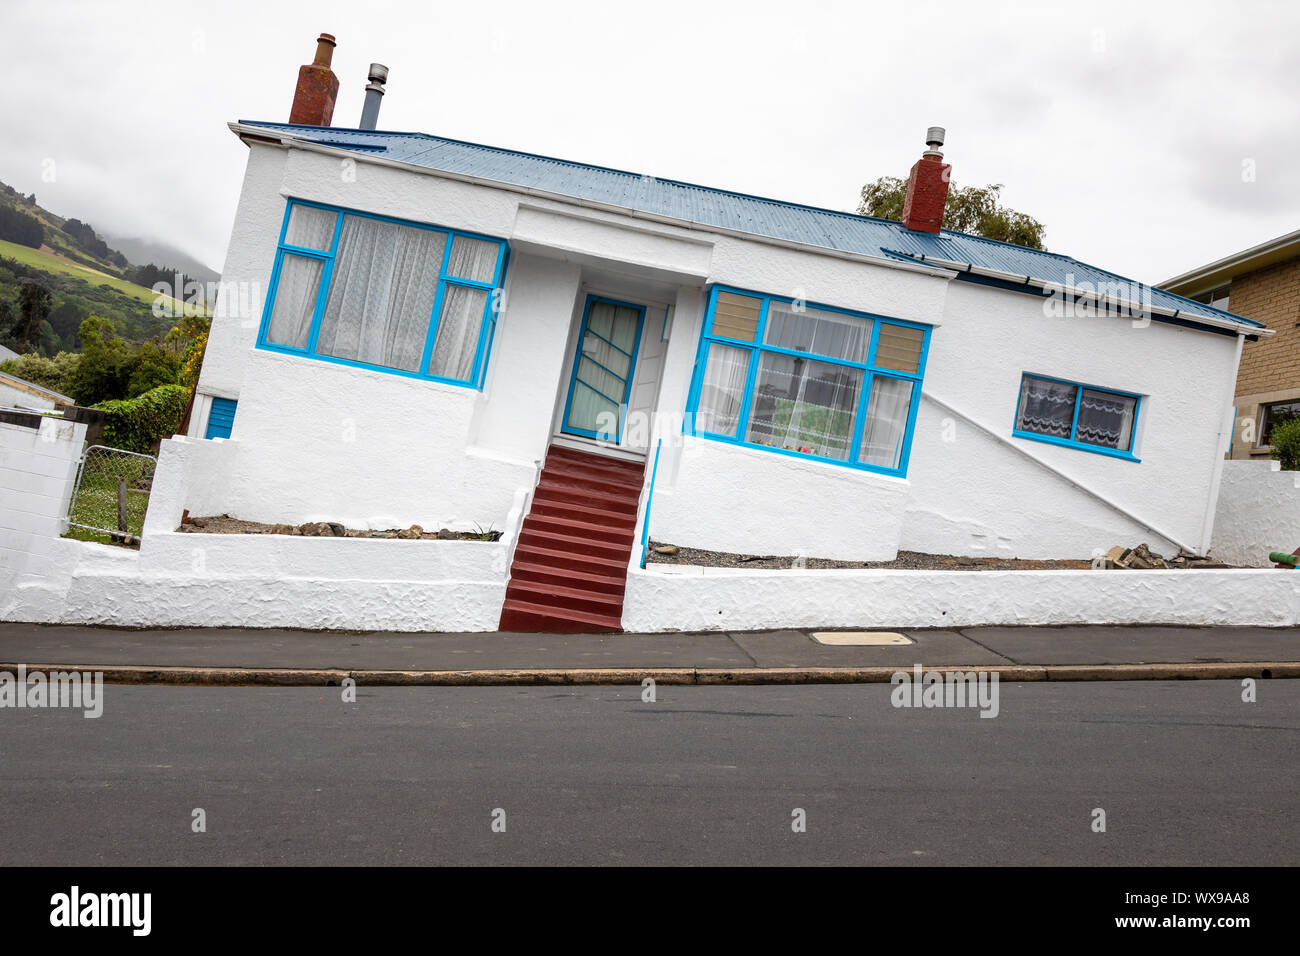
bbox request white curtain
[859,376,913,468]
[763,305,871,363]
[1076,388,1135,449]
[266,253,322,349]
[284,204,337,251]
[1016,376,1077,437]
[696,343,750,436]
[746,353,861,459]
[315,215,445,373]
[429,285,488,381]
[447,235,499,283]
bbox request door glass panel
[564,300,641,439]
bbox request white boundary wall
[1211,460,1300,568]
[1,415,85,601]
[622,564,1300,631]
[3,435,530,632]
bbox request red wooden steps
[498,445,646,633]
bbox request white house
[150,35,1270,632]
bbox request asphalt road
[1,681,1295,866]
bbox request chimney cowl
[313,33,337,67]
[359,63,390,131]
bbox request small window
[1014,373,1139,459]
[1261,400,1300,446]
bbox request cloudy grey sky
[4,0,1296,283]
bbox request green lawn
[0,238,199,314]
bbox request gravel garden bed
[645,542,1234,570]
[176,514,501,541]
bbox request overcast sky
[4,0,1296,283]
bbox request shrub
[0,350,80,395]
[94,383,190,454]
[1270,418,1300,471]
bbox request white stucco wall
[648,436,911,561]
[895,281,1241,559]
[1211,460,1300,567]
[0,415,86,610]
[622,564,1300,631]
[3,434,517,631]
[189,349,534,530]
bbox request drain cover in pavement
[811,631,913,646]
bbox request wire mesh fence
[67,445,157,545]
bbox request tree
[857,177,1047,249]
[68,315,131,405]
[1270,419,1300,471]
[9,281,53,352]
[125,341,179,398]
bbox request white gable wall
[901,280,1239,558]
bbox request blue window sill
[1011,429,1140,462]
[685,428,910,479]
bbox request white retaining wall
[0,415,86,605]
[1211,460,1300,568]
[621,564,1300,631]
[3,434,523,631]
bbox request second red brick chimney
[289,33,339,127]
[900,127,951,234]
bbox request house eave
[1161,228,1300,297]
[227,121,959,283]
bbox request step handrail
[639,438,663,569]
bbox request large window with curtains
[686,286,931,477]
[1013,373,1141,460]
[257,200,508,388]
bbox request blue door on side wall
[561,296,645,443]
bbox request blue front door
[561,296,645,443]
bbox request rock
[299,522,333,537]
[327,522,346,537]
[653,544,679,555]
[396,525,423,539]
[1129,543,1169,569]
[189,516,208,529]
[270,523,296,536]
[1104,545,1131,569]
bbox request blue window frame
[205,397,237,439]
[256,199,509,389]
[684,285,932,478]
[1012,372,1142,461]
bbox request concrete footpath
[0,622,1297,685]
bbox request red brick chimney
[900,127,951,234]
[289,33,339,127]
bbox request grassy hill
[0,180,207,354]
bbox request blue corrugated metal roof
[238,120,1263,331]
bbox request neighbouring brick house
[1163,230,1300,460]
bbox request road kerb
[4,661,1298,686]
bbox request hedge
[94,384,190,454]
